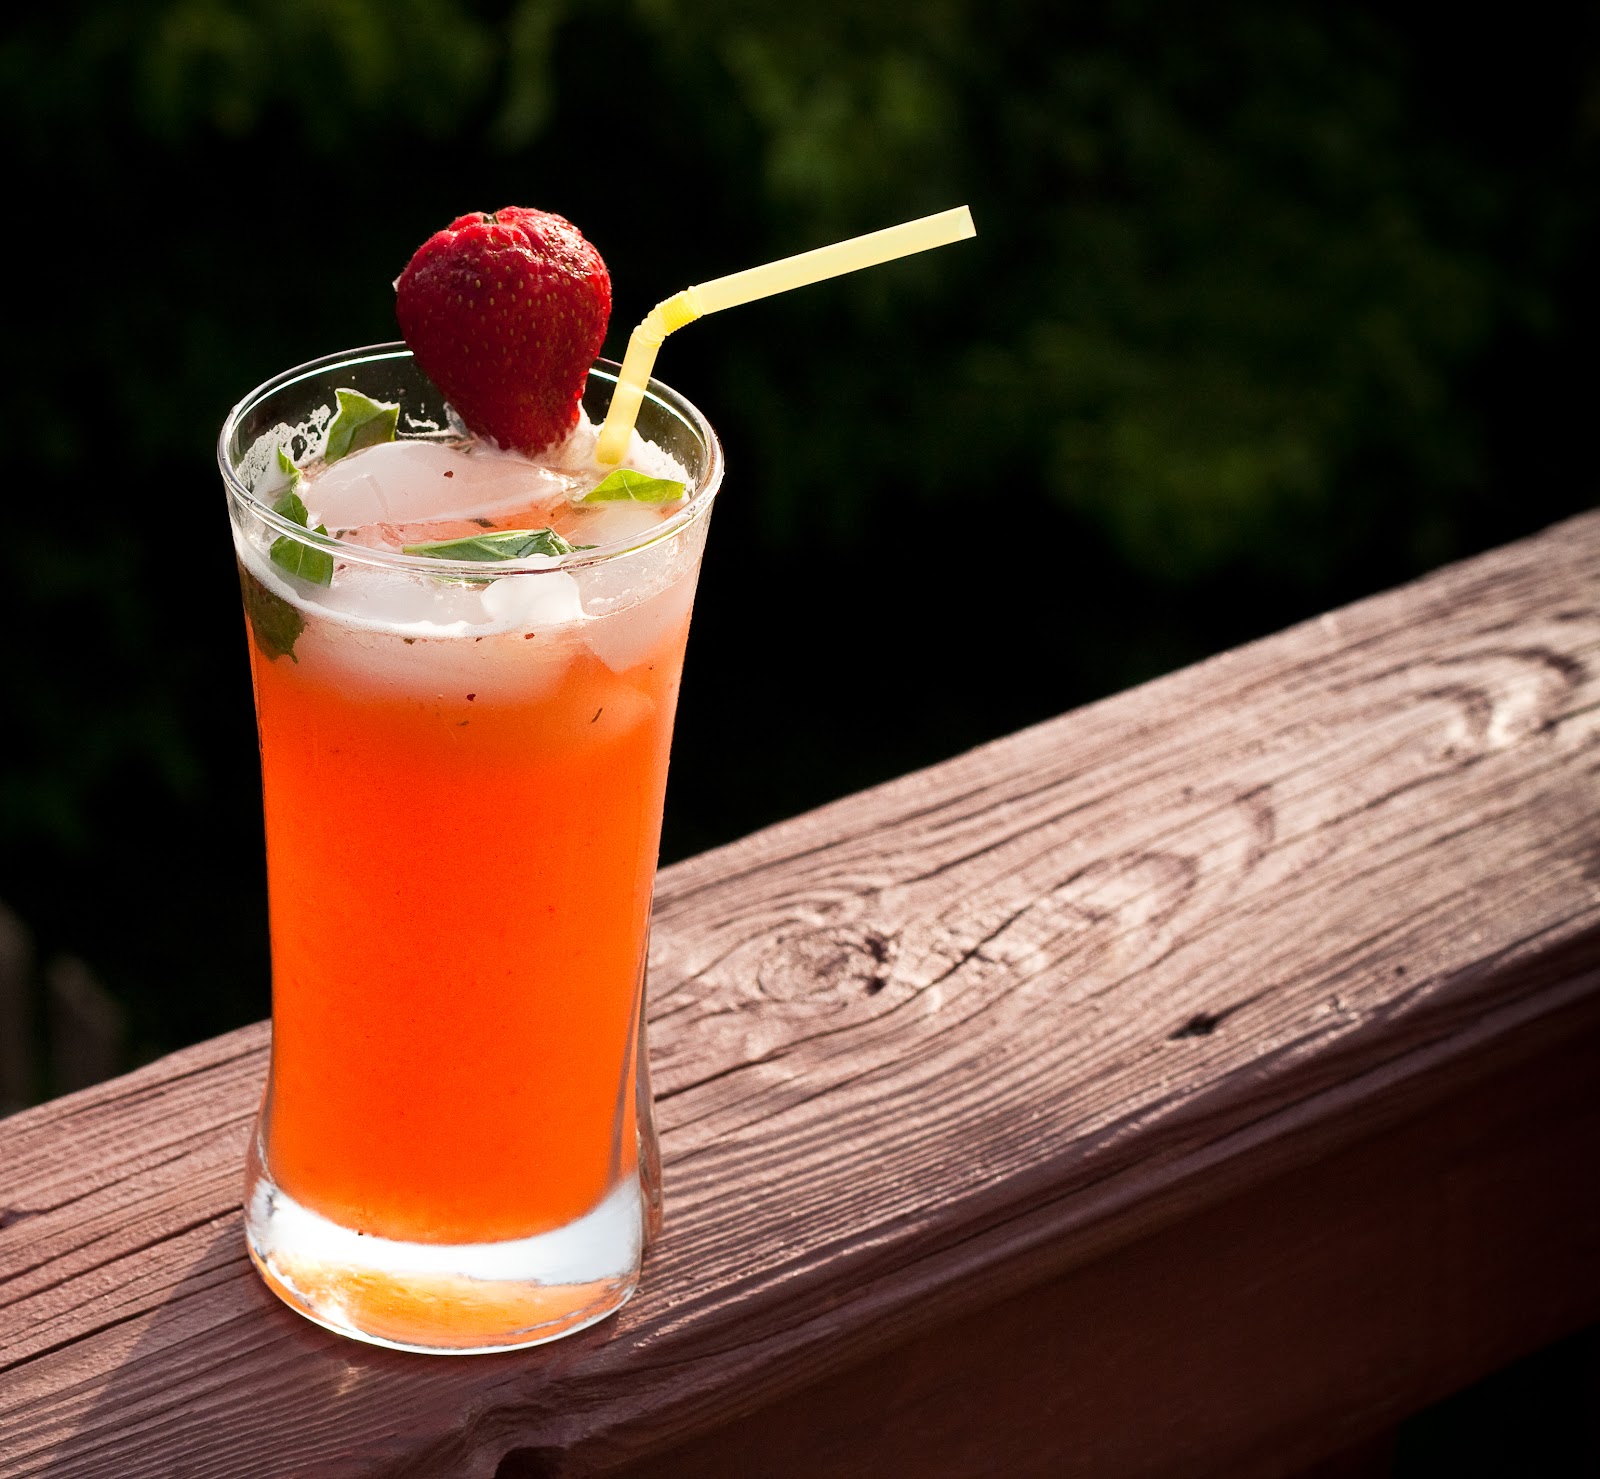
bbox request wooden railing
[3,512,1598,1478]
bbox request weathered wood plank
[618,995,1600,1479]
[2,511,1597,1477]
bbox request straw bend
[595,291,706,465]
[594,206,975,465]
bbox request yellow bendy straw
[594,205,977,466]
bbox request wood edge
[653,506,1600,902]
[495,940,1600,1469]
[0,1021,268,1144]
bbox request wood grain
[2,511,1598,1478]
[620,1000,1600,1479]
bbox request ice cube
[480,568,584,630]
[562,499,674,550]
[314,559,492,632]
[582,572,696,673]
[308,440,576,537]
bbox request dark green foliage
[0,0,1594,1069]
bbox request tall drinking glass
[218,346,722,1353]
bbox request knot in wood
[757,926,896,1003]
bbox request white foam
[240,408,333,496]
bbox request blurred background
[1,1,1597,1460]
[0,0,1594,1094]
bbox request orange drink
[220,347,722,1352]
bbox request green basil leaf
[325,388,399,464]
[579,467,685,504]
[273,488,310,525]
[240,565,306,663]
[270,530,335,586]
[275,445,303,495]
[402,527,576,561]
[268,486,334,586]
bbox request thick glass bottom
[244,1150,645,1354]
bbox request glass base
[244,1153,644,1354]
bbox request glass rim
[217,342,724,576]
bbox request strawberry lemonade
[224,204,973,1355]
[224,347,719,1353]
[222,209,722,1353]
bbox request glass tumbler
[218,345,721,1353]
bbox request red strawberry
[395,207,611,455]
